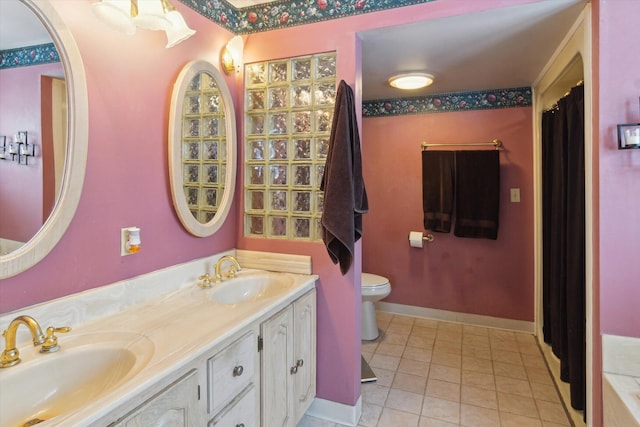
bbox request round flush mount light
[388,73,434,90]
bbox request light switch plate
[510,188,521,203]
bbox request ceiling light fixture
[388,73,434,90]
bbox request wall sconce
[221,36,243,75]
[0,132,35,165]
[92,0,196,48]
[618,97,640,150]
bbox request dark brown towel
[422,151,455,233]
[320,80,369,274]
[454,150,500,239]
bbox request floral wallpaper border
[179,0,436,34]
[0,43,60,70]
[362,86,532,117]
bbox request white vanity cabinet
[207,330,260,426]
[261,290,316,427]
[112,370,204,426]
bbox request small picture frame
[617,123,640,149]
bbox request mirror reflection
[0,0,67,255]
[181,71,227,224]
[169,60,236,237]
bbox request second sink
[208,270,295,305]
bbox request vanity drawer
[208,332,256,414]
[208,385,257,427]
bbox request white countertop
[0,262,317,427]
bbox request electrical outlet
[510,188,521,203]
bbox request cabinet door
[260,306,294,427]
[116,370,203,427]
[293,290,316,423]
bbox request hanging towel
[422,150,455,233]
[454,150,500,239]
[320,80,369,275]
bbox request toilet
[361,273,392,341]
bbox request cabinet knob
[290,365,298,374]
[235,424,245,427]
[296,358,304,367]
[233,365,244,377]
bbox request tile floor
[298,312,571,427]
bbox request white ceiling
[1,0,586,101]
[360,0,586,100]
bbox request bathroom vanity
[0,252,317,427]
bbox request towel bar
[421,139,502,150]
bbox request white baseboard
[376,301,535,334]
[305,396,362,426]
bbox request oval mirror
[0,0,88,278]
[169,60,236,236]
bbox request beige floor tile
[461,385,498,410]
[392,372,428,394]
[526,366,555,385]
[488,329,515,340]
[361,383,390,406]
[377,407,420,427]
[429,364,461,384]
[373,367,396,387]
[462,355,494,374]
[418,416,458,427]
[434,339,463,355]
[462,344,492,360]
[462,333,490,348]
[459,403,501,427]
[297,415,340,426]
[438,322,463,333]
[495,375,533,398]
[500,411,543,427]
[522,352,548,369]
[403,346,433,363]
[362,340,379,353]
[530,381,561,403]
[498,392,539,418]
[414,318,440,329]
[426,379,461,402]
[412,326,438,339]
[362,351,374,363]
[369,353,401,371]
[387,323,413,335]
[386,388,424,415]
[358,403,383,427]
[431,350,462,368]
[491,349,523,366]
[391,315,415,325]
[408,335,435,350]
[463,324,489,337]
[384,331,410,346]
[376,342,406,358]
[435,330,463,344]
[493,360,528,380]
[536,400,571,425]
[518,341,543,356]
[489,336,520,352]
[461,369,496,390]
[421,396,460,424]
[398,358,430,377]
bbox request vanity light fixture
[388,73,434,90]
[617,96,640,150]
[221,36,244,75]
[92,0,195,48]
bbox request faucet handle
[40,326,71,354]
[198,273,215,288]
[226,265,239,279]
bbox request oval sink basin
[209,271,295,305]
[0,331,153,427]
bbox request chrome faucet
[1,315,70,368]
[214,255,242,282]
[1,315,45,368]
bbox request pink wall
[596,0,640,338]
[362,108,535,321]
[0,62,63,243]
[0,2,238,312]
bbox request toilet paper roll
[409,231,424,248]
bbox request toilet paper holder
[408,231,434,248]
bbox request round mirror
[0,0,88,278]
[169,60,236,236]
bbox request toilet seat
[361,273,391,297]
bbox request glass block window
[181,72,227,223]
[244,52,337,240]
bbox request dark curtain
[541,84,586,413]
